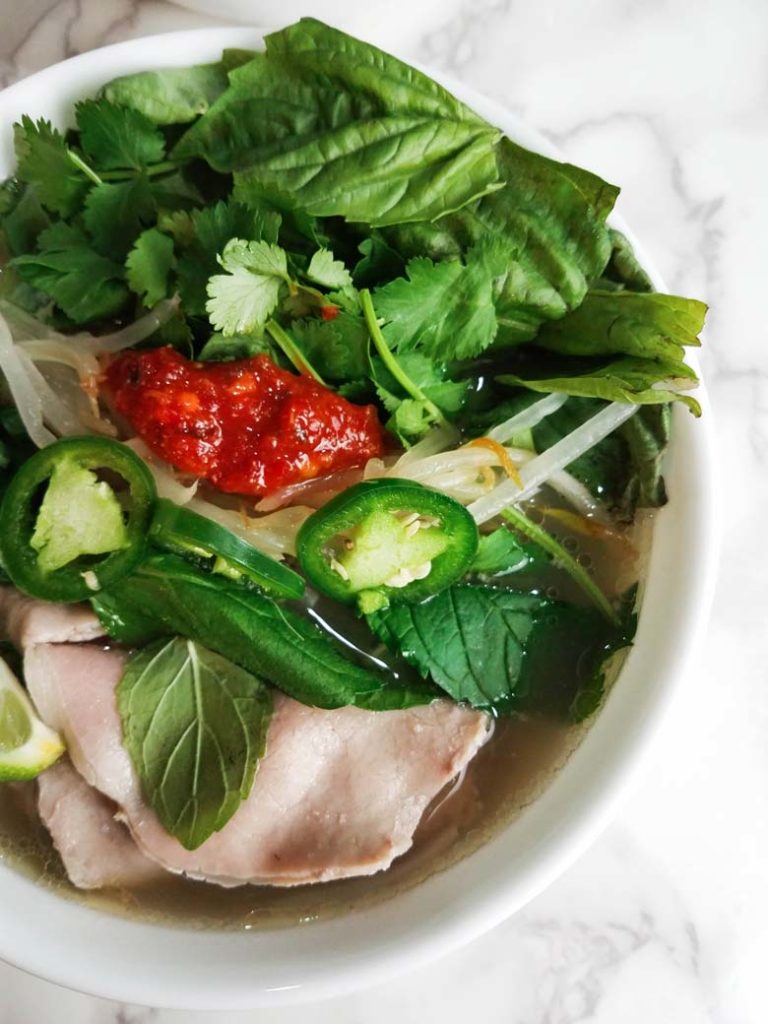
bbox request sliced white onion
[468,402,639,524]
[0,312,56,447]
[88,298,178,354]
[123,439,199,505]
[0,301,59,340]
[486,393,569,443]
[16,351,83,437]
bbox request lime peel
[0,658,64,781]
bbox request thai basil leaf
[102,62,232,125]
[234,118,501,228]
[534,290,705,362]
[117,637,272,850]
[598,228,654,293]
[368,583,635,717]
[498,353,700,413]
[93,553,436,712]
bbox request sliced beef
[37,759,164,890]
[0,586,103,648]
[25,642,490,887]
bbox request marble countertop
[0,0,764,1021]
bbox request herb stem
[265,319,327,386]
[359,288,447,427]
[98,161,180,181]
[67,149,103,186]
[501,506,619,625]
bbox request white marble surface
[0,0,764,1020]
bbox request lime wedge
[0,658,64,781]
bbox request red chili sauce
[105,347,385,496]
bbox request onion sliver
[0,312,56,447]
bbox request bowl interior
[0,27,718,1010]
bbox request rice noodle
[486,393,570,443]
[468,402,639,524]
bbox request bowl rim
[0,26,719,1010]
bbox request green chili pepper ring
[296,478,478,605]
[0,436,156,603]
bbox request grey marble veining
[0,0,766,1021]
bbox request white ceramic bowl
[0,28,718,1010]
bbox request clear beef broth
[0,511,653,931]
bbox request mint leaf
[13,116,90,217]
[83,176,157,256]
[12,224,128,323]
[206,239,289,335]
[375,240,504,360]
[102,62,231,125]
[306,248,352,289]
[369,583,634,717]
[93,553,436,711]
[75,99,165,171]
[126,227,174,307]
[117,637,272,850]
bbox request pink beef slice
[37,759,165,890]
[0,586,104,648]
[24,642,490,887]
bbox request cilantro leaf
[0,183,49,256]
[374,239,504,360]
[175,199,281,315]
[126,228,174,307]
[12,224,128,323]
[13,116,90,217]
[306,248,352,289]
[290,312,370,382]
[83,176,157,256]
[198,331,270,362]
[75,99,166,171]
[206,239,289,335]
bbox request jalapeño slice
[149,499,305,600]
[296,478,478,611]
[0,436,156,603]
